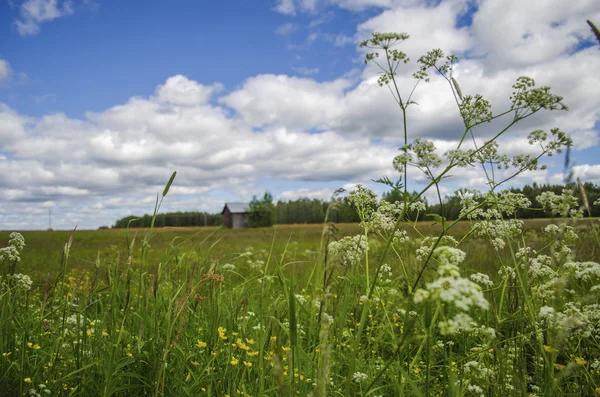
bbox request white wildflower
[470,273,494,287]
[8,273,33,291]
[413,289,430,303]
[221,263,236,271]
[352,372,368,383]
[539,306,555,320]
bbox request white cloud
[356,0,473,56]
[0,104,29,146]
[274,0,320,15]
[325,33,355,46]
[155,75,223,106]
[0,60,12,81]
[471,0,600,70]
[220,74,351,129]
[278,188,336,201]
[15,0,75,36]
[275,22,298,36]
[274,0,296,15]
[572,164,600,182]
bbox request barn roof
[222,202,250,214]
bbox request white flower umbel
[327,235,368,268]
[352,372,368,383]
[414,246,490,335]
[537,189,582,218]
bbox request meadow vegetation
[2,33,600,396]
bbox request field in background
[3,218,598,282]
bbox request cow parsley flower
[537,189,582,218]
[470,273,494,287]
[8,232,26,251]
[352,372,368,383]
[8,273,32,291]
[328,235,368,267]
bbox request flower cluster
[0,232,26,264]
[537,189,582,218]
[414,246,490,335]
[327,235,368,268]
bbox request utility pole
[48,209,52,230]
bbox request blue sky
[0,0,363,117]
[0,0,599,230]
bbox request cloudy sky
[0,0,599,230]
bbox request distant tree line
[275,197,360,224]
[112,212,223,228]
[423,182,600,220]
[110,182,600,229]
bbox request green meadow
[1,216,599,396]
[3,219,597,282]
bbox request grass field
[3,218,598,282]
[1,217,599,396]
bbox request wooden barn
[221,202,251,229]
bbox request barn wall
[222,208,233,228]
[232,213,249,229]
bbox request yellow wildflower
[230,357,239,366]
[282,346,291,352]
[196,340,207,349]
[192,361,200,366]
[575,357,587,366]
[26,342,33,349]
[554,363,565,370]
[270,336,277,342]
[244,361,252,367]
[24,378,32,384]
[247,351,259,357]
[236,338,250,351]
[218,327,227,340]
[543,345,553,353]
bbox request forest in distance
[111,181,600,229]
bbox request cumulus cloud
[14,0,75,36]
[0,74,401,228]
[572,164,600,182]
[471,0,600,70]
